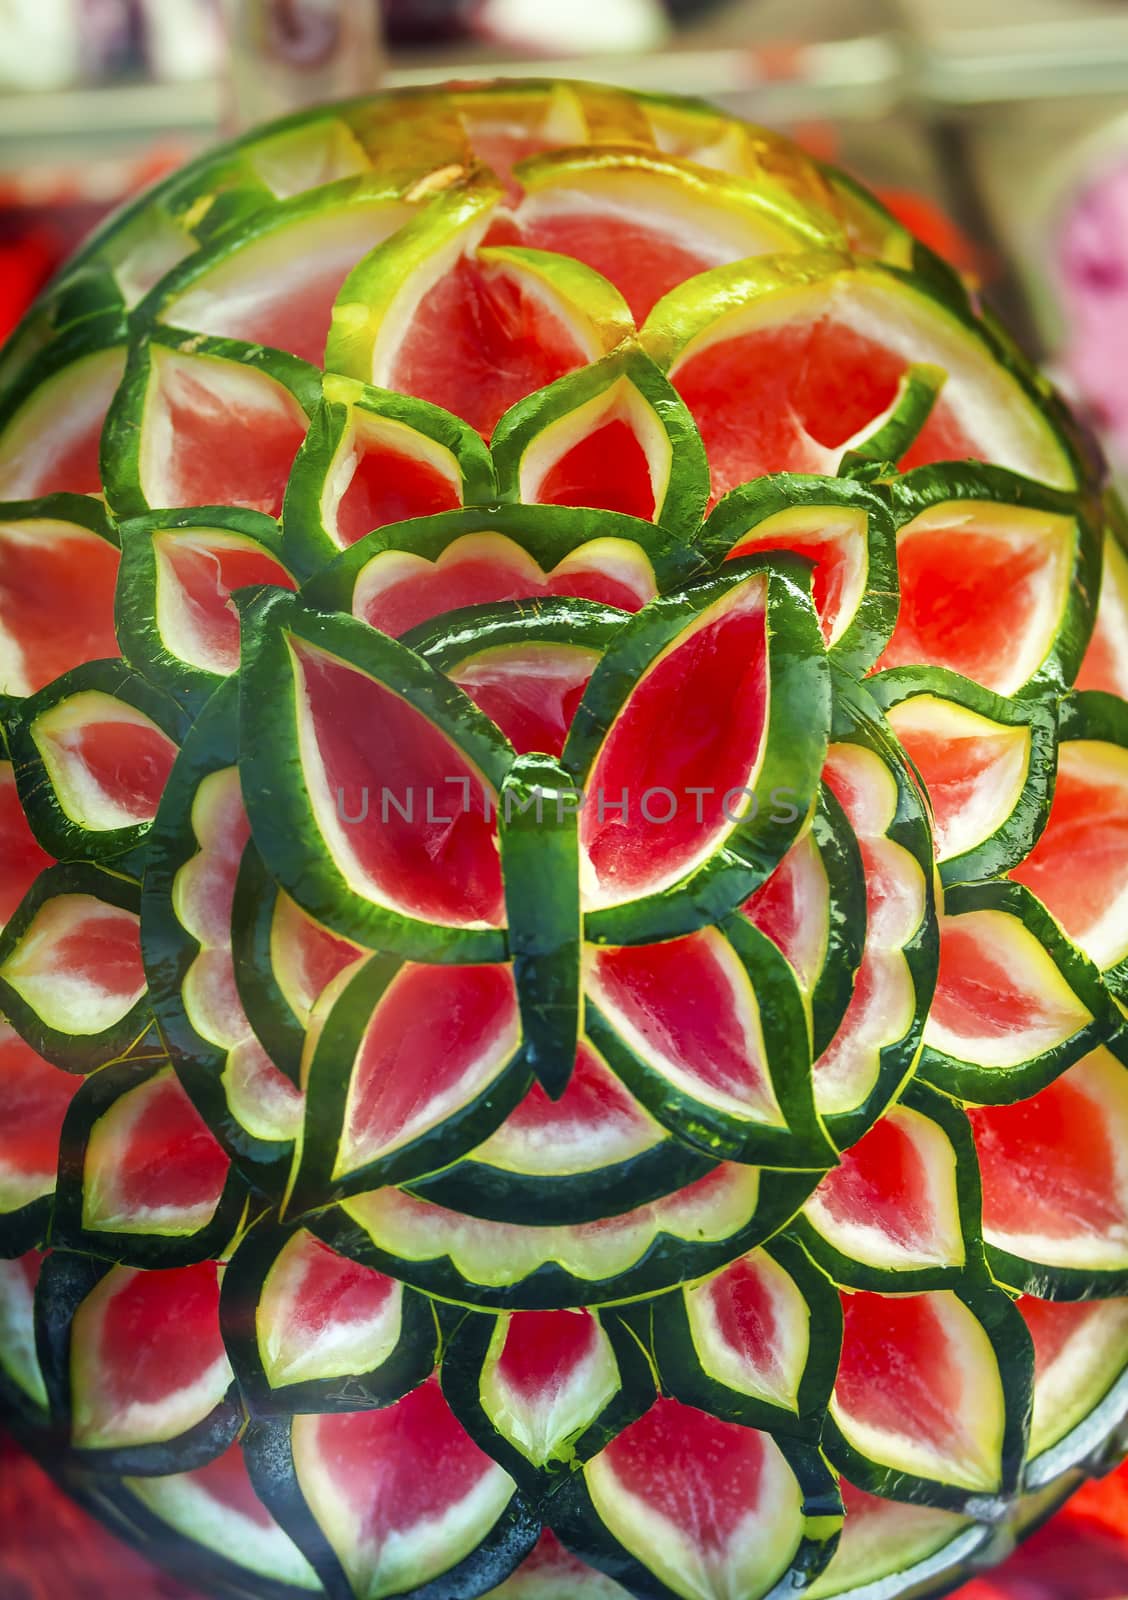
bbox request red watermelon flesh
[342,963,518,1167]
[392,257,588,438]
[450,644,596,757]
[19,900,147,1021]
[0,765,52,924]
[156,535,297,675]
[589,932,778,1117]
[1010,749,1128,964]
[354,536,651,638]
[262,1233,397,1366]
[293,1377,507,1567]
[93,1072,230,1224]
[878,522,1060,694]
[490,1525,622,1591]
[1076,538,1128,699]
[834,1292,982,1469]
[810,1109,947,1256]
[673,319,977,503]
[45,717,178,826]
[184,1441,278,1529]
[75,1262,229,1428]
[2,354,124,500]
[724,520,861,645]
[150,357,308,517]
[1019,1295,1115,1382]
[890,719,1027,864]
[0,1026,80,1189]
[742,831,828,992]
[502,210,716,324]
[485,1039,660,1170]
[462,129,561,195]
[535,417,656,520]
[700,1254,793,1396]
[0,523,120,697]
[34,425,104,498]
[596,1397,774,1549]
[293,639,505,926]
[930,918,1059,1043]
[334,440,462,545]
[183,222,409,370]
[967,1063,1127,1248]
[493,1308,604,1401]
[580,579,768,902]
[271,894,360,1023]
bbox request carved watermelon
[0,80,1126,1600]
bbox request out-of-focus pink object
[1057,155,1128,467]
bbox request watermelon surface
[0,79,1126,1600]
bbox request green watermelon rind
[33,1250,243,1477]
[697,473,899,678]
[238,588,514,962]
[439,1305,656,1500]
[641,255,1080,496]
[499,752,583,1101]
[837,363,946,483]
[544,1425,843,1600]
[489,343,710,543]
[790,1079,988,1294]
[648,1234,843,1438]
[919,879,1119,1106]
[512,139,845,256]
[300,502,701,619]
[115,505,294,713]
[886,463,1101,701]
[0,322,127,468]
[79,1466,326,1600]
[821,1279,1034,1515]
[288,951,530,1212]
[315,1166,820,1312]
[563,556,830,947]
[1054,689,1128,1002]
[130,171,406,334]
[404,1070,718,1228]
[140,680,294,1182]
[402,593,632,668]
[979,1027,1128,1301]
[866,665,1058,886]
[586,914,836,1169]
[99,329,323,522]
[242,1406,541,1600]
[804,784,869,1060]
[4,659,189,868]
[818,675,939,1151]
[323,175,503,386]
[51,1055,248,1270]
[228,841,307,1086]
[218,1218,440,1416]
[0,861,150,1073]
[281,375,496,580]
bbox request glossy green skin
[918,879,1118,1105]
[791,1080,989,1296]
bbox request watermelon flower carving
[1,81,1128,1600]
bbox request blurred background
[4,0,1128,470]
